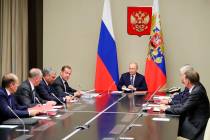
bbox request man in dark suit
[161,70,210,140]
[161,65,193,105]
[117,62,147,92]
[52,65,81,98]
[0,73,40,123]
[15,68,56,108]
[36,68,73,103]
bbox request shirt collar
[43,78,48,86]
[29,80,35,91]
[60,76,66,83]
[130,74,136,78]
[5,89,11,96]
[189,85,195,93]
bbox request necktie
[32,89,36,103]
[131,75,134,86]
[64,81,68,92]
[8,95,12,107]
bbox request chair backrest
[204,118,210,140]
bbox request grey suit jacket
[15,80,46,108]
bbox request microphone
[118,85,164,138]
[50,93,67,111]
[65,92,74,97]
[35,97,42,105]
[7,106,28,133]
[141,85,162,113]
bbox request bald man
[15,68,56,108]
[117,63,147,92]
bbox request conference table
[0,91,179,140]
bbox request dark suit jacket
[170,88,189,105]
[52,76,76,97]
[36,79,65,104]
[15,80,46,108]
[0,88,29,123]
[117,72,148,91]
[165,83,210,140]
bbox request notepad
[55,114,62,118]
[82,93,99,98]
[152,117,170,122]
[53,105,63,109]
[32,116,49,120]
[142,103,160,107]
[111,91,123,94]
[0,125,18,129]
[153,107,161,112]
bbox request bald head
[28,68,43,86]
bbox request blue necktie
[131,75,134,86]
[8,95,12,107]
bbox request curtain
[0,0,28,82]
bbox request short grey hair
[29,68,43,78]
[179,64,194,75]
[42,67,56,77]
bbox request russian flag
[95,0,119,92]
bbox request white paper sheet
[0,125,18,129]
[32,116,49,120]
[152,117,170,122]
[53,105,63,109]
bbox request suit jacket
[117,72,148,91]
[15,80,46,108]
[169,88,189,105]
[36,79,65,104]
[165,83,210,140]
[52,76,76,97]
[0,88,29,123]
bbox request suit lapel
[58,76,65,91]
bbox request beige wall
[43,0,210,98]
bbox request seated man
[0,73,40,123]
[161,65,193,105]
[117,62,147,92]
[36,68,73,104]
[161,69,210,140]
[15,68,56,108]
[52,65,81,98]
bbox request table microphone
[50,93,67,111]
[122,85,163,134]
[140,85,163,114]
[65,92,74,97]
[35,97,42,105]
[7,106,29,133]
